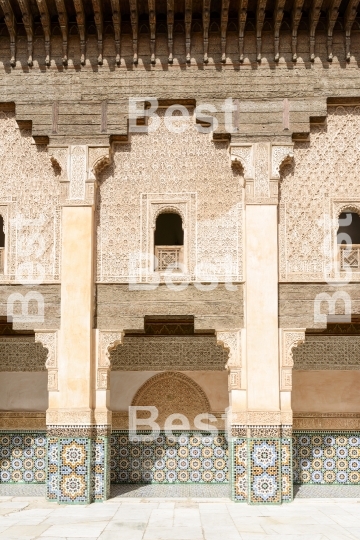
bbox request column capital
[48,144,111,207]
[230,141,293,204]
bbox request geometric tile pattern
[232,438,247,501]
[57,438,90,504]
[293,431,360,485]
[110,431,229,484]
[281,437,293,502]
[0,432,46,484]
[91,436,110,502]
[232,436,292,504]
[248,439,281,504]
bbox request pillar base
[46,425,110,504]
[231,425,292,504]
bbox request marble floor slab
[0,492,358,539]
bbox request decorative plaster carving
[216,330,241,368]
[280,106,360,281]
[0,412,46,430]
[282,330,306,367]
[0,113,60,282]
[131,371,211,428]
[247,411,281,425]
[97,109,243,283]
[46,408,94,426]
[0,337,47,371]
[271,144,294,179]
[293,412,360,430]
[229,369,241,390]
[293,335,360,370]
[97,330,122,390]
[35,331,58,391]
[280,329,305,392]
[230,144,252,178]
[69,145,87,200]
[111,335,228,371]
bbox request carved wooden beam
[203,0,211,63]
[327,0,341,61]
[238,0,248,62]
[148,0,156,64]
[54,0,68,65]
[17,0,33,66]
[221,0,229,63]
[35,0,51,66]
[73,0,86,65]
[185,0,192,63]
[291,0,304,61]
[344,0,359,61]
[0,0,17,66]
[92,0,104,64]
[167,0,174,63]
[129,0,138,64]
[309,0,323,61]
[110,0,121,65]
[273,0,285,61]
[256,0,267,62]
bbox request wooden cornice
[327,0,342,61]
[291,0,305,61]
[203,0,211,63]
[73,0,86,65]
[238,0,248,62]
[54,0,68,65]
[167,0,174,63]
[309,0,323,61]
[221,0,230,63]
[17,0,33,66]
[0,0,358,67]
[110,0,121,65]
[184,0,192,63]
[148,0,156,64]
[256,0,267,62]
[129,0,138,64]
[273,0,286,62]
[35,0,51,66]
[344,0,360,60]
[92,0,104,65]
[0,0,16,66]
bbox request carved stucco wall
[280,106,360,282]
[97,109,243,283]
[131,371,211,428]
[0,113,60,282]
[0,338,47,371]
[110,335,228,371]
[110,370,229,415]
[293,335,360,370]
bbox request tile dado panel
[293,431,360,485]
[232,437,292,504]
[0,431,46,484]
[110,431,229,484]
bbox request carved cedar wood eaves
[0,0,359,67]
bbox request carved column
[216,329,243,412]
[46,144,111,504]
[229,141,294,504]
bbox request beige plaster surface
[50,206,94,412]
[245,204,280,412]
[110,371,228,412]
[292,370,360,413]
[0,372,47,411]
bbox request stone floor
[0,488,359,539]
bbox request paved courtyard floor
[0,488,360,539]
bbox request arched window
[154,212,184,271]
[337,211,360,270]
[0,215,5,273]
